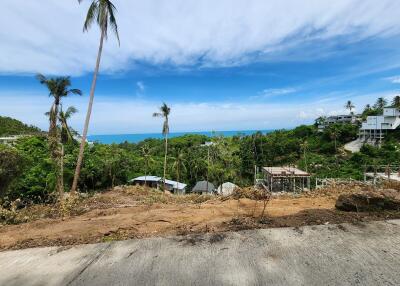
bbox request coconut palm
[392,95,400,108]
[374,97,387,111]
[172,150,186,191]
[59,106,78,144]
[71,0,120,194]
[58,105,78,195]
[345,100,355,115]
[363,104,371,113]
[153,103,171,191]
[140,144,154,185]
[300,140,309,172]
[37,74,82,198]
[328,125,341,153]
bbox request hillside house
[359,107,400,144]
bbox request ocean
[88,129,274,144]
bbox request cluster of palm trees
[37,75,81,198]
[35,0,119,199]
[37,0,174,198]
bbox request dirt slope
[0,186,399,250]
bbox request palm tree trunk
[60,144,64,199]
[49,101,63,199]
[144,160,148,186]
[163,134,168,193]
[71,28,105,194]
[176,163,179,194]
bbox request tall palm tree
[300,140,309,172]
[172,150,186,192]
[345,100,355,115]
[140,144,154,185]
[153,103,171,192]
[71,0,120,194]
[58,105,78,195]
[363,104,371,113]
[392,95,400,108]
[374,97,387,111]
[37,74,82,199]
[59,106,78,144]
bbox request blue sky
[2,0,400,134]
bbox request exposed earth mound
[336,189,400,211]
[1,185,400,250]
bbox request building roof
[164,179,187,190]
[129,176,187,190]
[192,181,215,193]
[129,176,160,182]
[262,167,310,177]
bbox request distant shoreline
[88,129,275,144]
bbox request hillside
[0,116,42,136]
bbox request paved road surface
[0,220,399,286]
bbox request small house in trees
[129,176,187,194]
[192,181,216,194]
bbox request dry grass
[1,184,400,250]
[122,186,216,205]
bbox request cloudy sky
[2,0,400,134]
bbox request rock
[335,189,400,212]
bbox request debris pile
[336,188,400,211]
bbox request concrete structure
[262,166,311,192]
[318,114,359,131]
[359,107,400,144]
[363,164,400,184]
[0,220,399,286]
[217,182,239,196]
[129,176,187,194]
[192,180,215,194]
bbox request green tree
[345,100,355,115]
[72,0,120,194]
[153,103,171,191]
[37,74,81,199]
[58,106,78,195]
[374,97,387,111]
[0,145,24,197]
[392,95,400,108]
[140,144,154,185]
[314,116,326,127]
[172,150,186,189]
[300,140,309,172]
[58,106,78,144]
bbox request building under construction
[262,166,311,192]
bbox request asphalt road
[0,219,399,286]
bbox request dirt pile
[1,185,400,250]
[336,188,400,212]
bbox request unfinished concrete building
[262,167,311,192]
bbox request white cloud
[385,75,400,83]
[1,90,396,134]
[1,0,400,75]
[252,87,297,99]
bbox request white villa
[359,107,400,143]
[318,114,359,131]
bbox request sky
[2,0,400,134]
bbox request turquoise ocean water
[88,129,274,144]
